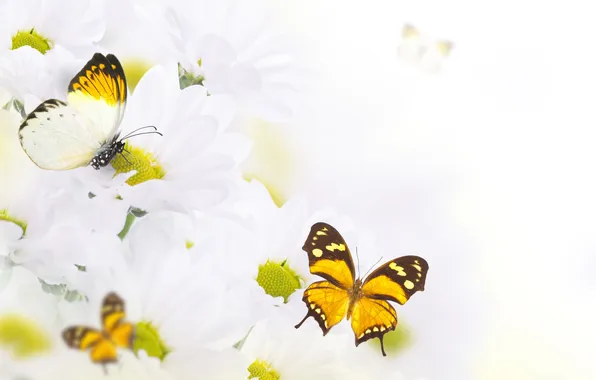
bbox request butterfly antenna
[362,256,384,279]
[121,130,163,141]
[119,125,160,140]
[355,246,361,279]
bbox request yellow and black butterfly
[18,52,160,171]
[62,292,135,370]
[295,222,429,356]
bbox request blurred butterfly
[18,52,160,171]
[397,23,454,73]
[295,222,429,356]
[62,292,135,371]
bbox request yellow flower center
[133,321,170,361]
[0,314,52,358]
[111,143,165,186]
[11,28,52,54]
[255,260,301,302]
[0,209,27,236]
[185,240,194,249]
[248,359,280,380]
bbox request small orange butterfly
[62,292,135,372]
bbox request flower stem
[118,212,137,240]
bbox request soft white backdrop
[262,1,596,379]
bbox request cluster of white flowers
[0,0,423,379]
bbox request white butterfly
[18,52,158,171]
[397,24,454,73]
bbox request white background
[265,1,596,379]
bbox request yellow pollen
[11,28,52,54]
[255,260,301,302]
[132,321,170,361]
[111,143,165,186]
[248,359,280,380]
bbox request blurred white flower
[0,46,84,113]
[0,168,126,286]
[99,0,180,69]
[63,211,253,378]
[170,0,309,122]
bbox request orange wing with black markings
[361,255,429,305]
[294,280,350,335]
[62,292,135,367]
[301,222,356,289]
[67,52,127,140]
[350,297,398,354]
[100,292,135,349]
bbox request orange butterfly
[296,222,429,356]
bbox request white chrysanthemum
[68,64,250,215]
[0,162,127,286]
[0,266,71,377]
[169,0,308,122]
[0,0,104,55]
[183,179,362,325]
[62,211,251,378]
[240,299,347,380]
[0,46,84,112]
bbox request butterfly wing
[346,256,428,356]
[67,52,127,144]
[18,53,128,170]
[295,280,350,335]
[419,40,454,73]
[101,292,135,349]
[361,255,429,305]
[301,222,356,289]
[349,297,398,356]
[397,23,423,64]
[62,326,118,364]
[18,99,102,170]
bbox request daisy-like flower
[69,63,250,215]
[0,46,88,114]
[169,0,309,122]
[192,179,358,313]
[97,0,183,90]
[0,0,104,56]
[0,266,60,367]
[240,298,347,380]
[62,211,252,379]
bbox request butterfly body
[62,292,135,368]
[18,53,130,171]
[295,222,429,356]
[90,138,125,169]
